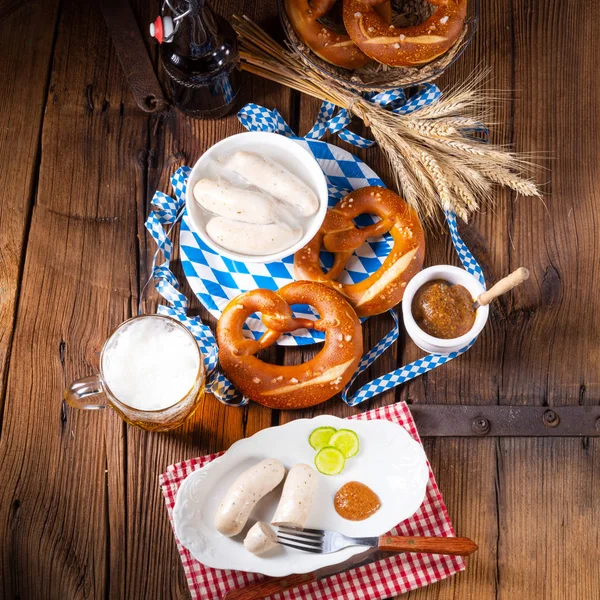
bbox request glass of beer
[65,314,205,432]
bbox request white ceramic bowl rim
[184,132,329,264]
[402,265,488,348]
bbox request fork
[277,526,478,556]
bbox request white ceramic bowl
[402,265,489,354]
[185,131,329,263]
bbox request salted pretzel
[343,0,467,67]
[217,281,363,410]
[294,187,425,317]
[284,0,386,69]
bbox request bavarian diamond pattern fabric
[445,211,486,285]
[393,83,441,115]
[145,92,486,407]
[291,83,441,148]
[342,332,478,407]
[179,135,388,346]
[146,170,245,407]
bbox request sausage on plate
[215,458,286,537]
[243,521,279,555]
[271,463,317,529]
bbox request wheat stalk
[232,16,542,224]
[481,165,541,197]
[404,119,459,137]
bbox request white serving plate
[173,415,429,577]
[185,131,329,263]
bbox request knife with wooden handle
[223,548,377,600]
[378,535,478,555]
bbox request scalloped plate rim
[172,415,429,576]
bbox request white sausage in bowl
[193,178,279,225]
[223,151,319,217]
[271,464,318,529]
[215,459,286,537]
[243,522,279,555]
[206,217,302,256]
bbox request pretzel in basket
[343,0,467,66]
[284,0,391,69]
[217,281,363,410]
[294,187,425,317]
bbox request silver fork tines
[276,526,376,555]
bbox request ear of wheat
[233,15,541,225]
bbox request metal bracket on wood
[409,405,600,437]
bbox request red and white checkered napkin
[160,402,465,599]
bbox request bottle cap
[149,16,174,44]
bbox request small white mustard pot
[402,265,489,355]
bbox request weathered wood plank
[0,0,147,597]
[406,438,600,600]
[408,0,600,407]
[497,0,600,407]
[405,439,498,600]
[496,438,600,600]
[123,1,290,596]
[0,0,60,429]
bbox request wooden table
[1,1,598,598]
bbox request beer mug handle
[64,376,107,410]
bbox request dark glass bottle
[159,0,241,119]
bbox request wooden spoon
[473,267,530,310]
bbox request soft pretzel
[284,0,372,69]
[343,0,467,67]
[217,281,363,410]
[294,187,425,317]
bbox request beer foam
[102,317,200,411]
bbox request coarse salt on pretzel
[217,281,363,410]
[284,0,372,69]
[294,186,425,317]
[343,0,467,67]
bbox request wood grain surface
[0,0,598,599]
[0,0,60,430]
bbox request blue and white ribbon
[145,84,486,407]
[145,168,248,407]
[302,83,442,148]
[239,84,443,149]
[340,211,484,407]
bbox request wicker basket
[278,0,479,92]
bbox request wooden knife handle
[378,536,478,556]
[223,572,316,600]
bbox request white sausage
[206,217,302,256]
[224,151,319,216]
[243,522,279,555]
[215,459,286,537]
[193,178,279,225]
[270,464,317,529]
